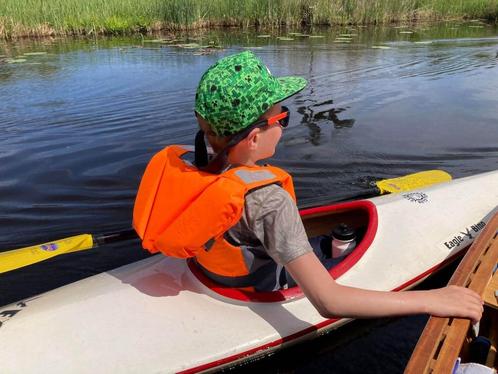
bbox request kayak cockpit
[188,200,378,302]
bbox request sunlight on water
[0,22,497,373]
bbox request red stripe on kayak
[180,248,468,374]
[187,200,378,302]
[392,248,466,292]
[177,316,340,374]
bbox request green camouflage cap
[195,51,307,136]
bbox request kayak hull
[1,170,497,373]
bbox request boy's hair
[197,115,231,153]
[195,51,307,137]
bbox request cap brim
[274,76,307,103]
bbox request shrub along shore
[1,0,497,39]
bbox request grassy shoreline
[1,0,497,39]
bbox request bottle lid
[331,223,356,241]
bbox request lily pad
[308,35,325,38]
[176,43,201,49]
[257,35,271,38]
[414,41,432,44]
[6,58,27,63]
[468,25,484,28]
[277,37,294,41]
[399,31,414,34]
[143,39,173,43]
[339,34,356,37]
[23,52,48,56]
[371,46,391,49]
[335,37,352,41]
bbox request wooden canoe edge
[404,211,498,374]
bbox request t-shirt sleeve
[244,184,313,265]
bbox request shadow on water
[0,21,497,373]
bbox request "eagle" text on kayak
[443,221,486,250]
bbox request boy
[139,51,483,323]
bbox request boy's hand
[424,285,484,324]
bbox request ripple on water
[0,25,497,373]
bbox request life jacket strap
[194,130,208,167]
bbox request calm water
[1,22,497,372]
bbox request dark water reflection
[1,22,497,373]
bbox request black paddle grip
[94,229,138,246]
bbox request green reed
[1,0,497,38]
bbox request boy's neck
[228,152,258,167]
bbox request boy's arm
[285,252,483,324]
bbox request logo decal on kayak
[0,301,28,330]
[402,192,428,204]
[40,243,58,251]
[441,221,486,251]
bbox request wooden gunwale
[404,211,498,373]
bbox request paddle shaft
[94,229,138,247]
[96,186,385,245]
[49,187,382,248]
[0,186,379,275]
[299,187,381,209]
[82,186,380,245]
[26,186,377,250]
[1,169,451,274]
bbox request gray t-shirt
[227,184,313,266]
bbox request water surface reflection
[1,22,497,373]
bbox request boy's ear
[245,128,260,150]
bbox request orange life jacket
[133,145,296,284]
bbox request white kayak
[1,170,497,373]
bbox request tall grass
[1,0,497,38]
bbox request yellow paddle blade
[376,170,452,194]
[0,234,93,274]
